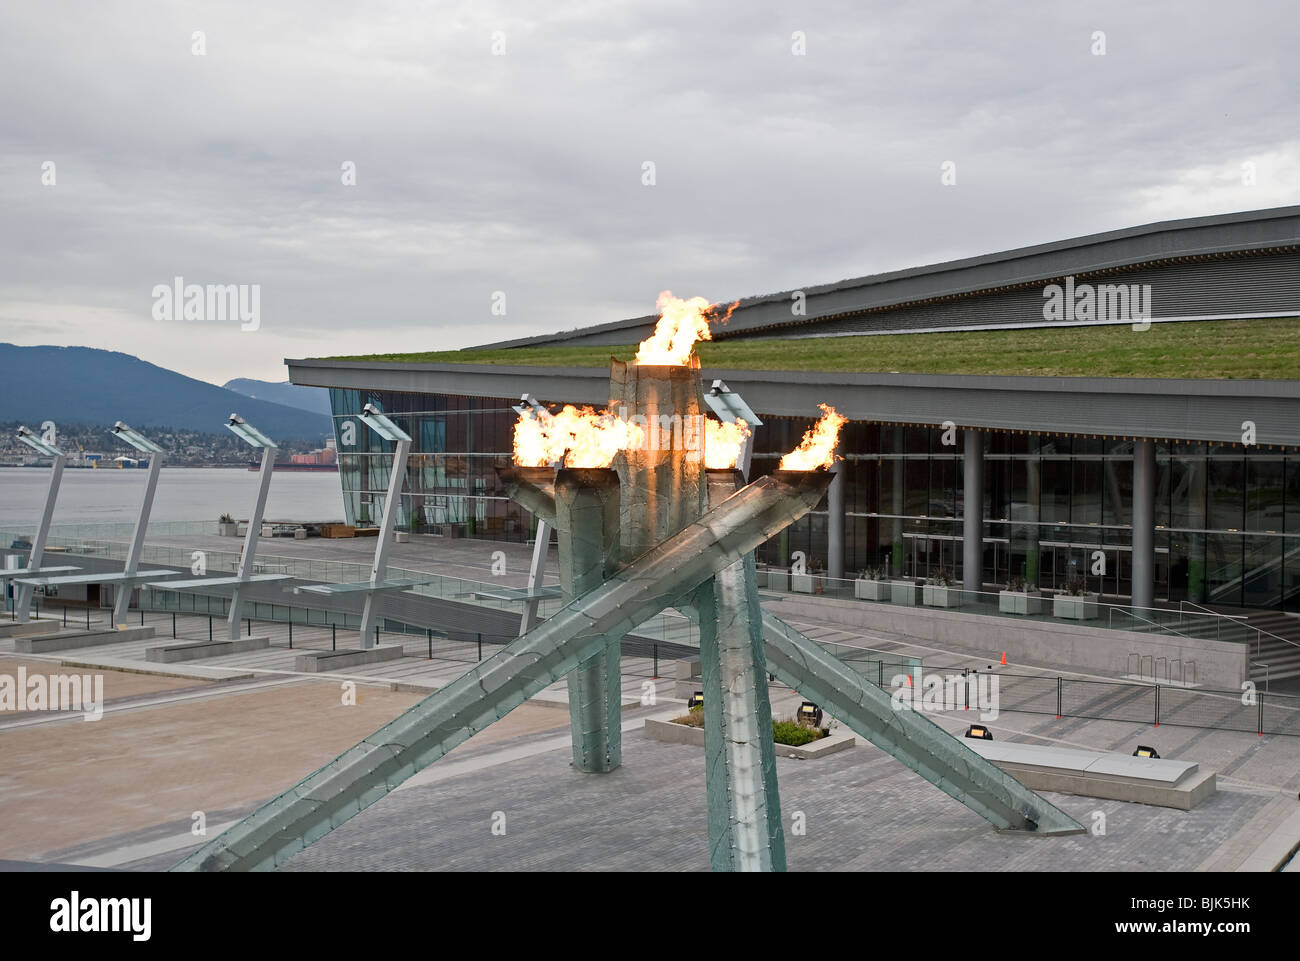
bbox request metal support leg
[17,452,64,623]
[112,453,163,626]
[358,438,409,648]
[228,445,275,640]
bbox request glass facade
[330,390,1300,612]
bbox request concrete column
[891,427,905,576]
[963,430,984,594]
[827,461,845,580]
[554,468,622,773]
[1132,438,1156,610]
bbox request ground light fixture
[799,701,823,726]
[359,403,412,442]
[226,412,276,448]
[965,724,993,740]
[1133,745,1160,759]
[688,692,704,710]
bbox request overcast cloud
[1,0,1297,383]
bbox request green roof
[322,317,1300,380]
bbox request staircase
[1241,610,1300,684]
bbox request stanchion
[332,623,336,651]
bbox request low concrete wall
[764,595,1249,690]
[13,626,156,654]
[145,636,270,663]
[293,646,404,673]
[0,619,61,639]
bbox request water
[0,467,345,528]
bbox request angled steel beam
[14,426,66,623]
[759,612,1084,835]
[109,422,164,627]
[172,470,831,872]
[227,417,278,640]
[358,433,410,648]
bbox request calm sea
[0,467,345,529]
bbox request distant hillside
[0,344,331,442]
[223,377,332,416]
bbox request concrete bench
[13,625,156,654]
[145,636,270,663]
[965,738,1217,810]
[293,646,404,673]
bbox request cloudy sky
[1,1,1297,384]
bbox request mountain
[223,377,332,416]
[0,344,331,442]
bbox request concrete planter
[890,580,921,606]
[999,590,1045,615]
[923,584,962,608]
[855,578,890,601]
[644,717,856,760]
[1054,594,1100,620]
[217,522,238,537]
[765,570,788,591]
[791,573,815,594]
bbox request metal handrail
[1252,661,1270,693]
[1178,599,1300,656]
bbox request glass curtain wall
[327,390,1300,609]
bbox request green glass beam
[172,470,831,871]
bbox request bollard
[375,625,379,648]
[141,609,144,626]
[247,618,251,638]
[86,608,91,629]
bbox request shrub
[772,718,828,746]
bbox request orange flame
[704,418,750,470]
[634,291,738,366]
[778,404,846,471]
[512,405,645,469]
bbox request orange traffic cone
[1000,652,1007,666]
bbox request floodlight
[1133,745,1160,759]
[965,724,993,740]
[226,413,277,449]
[704,379,762,426]
[110,421,164,453]
[798,701,824,727]
[359,403,412,442]
[16,425,63,458]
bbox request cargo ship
[248,461,339,472]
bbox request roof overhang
[287,357,1300,448]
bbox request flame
[778,404,847,471]
[634,291,738,366]
[512,405,645,469]
[704,418,750,470]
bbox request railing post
[375,625,380,648]
[652,642,659,679]
[172,612,176,639]
[477,632,482,661]
[1258,694,1264,737]
[1154,685,1160,727]
[288,619,293,648]
[427,628,432,660]
[208,616,213,641]
[1057,676,1063,719]
[332,622,336,651]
